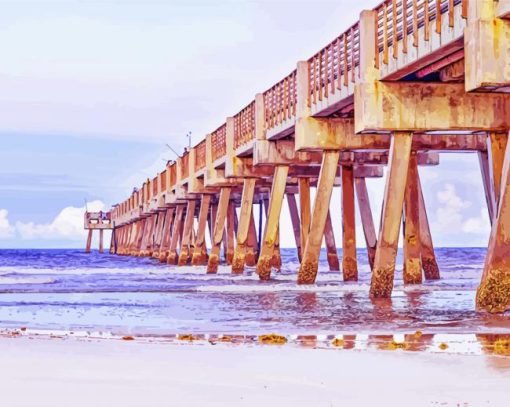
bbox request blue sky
[0,0,491,248]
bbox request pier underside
[108,0,510,313]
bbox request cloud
[16,200,107,241]
[462,208,491,235]
[0,209,15,239]
[432,183,490,238]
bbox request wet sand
[1,335,509,406]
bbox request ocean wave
[0,277,55,285]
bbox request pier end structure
[84,211,113,254]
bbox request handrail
[233,101,256,149]
[263,70,297,131]
[195,140,207,171]
[211,124,227,161]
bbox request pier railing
[233,101,256,149]
[211,124,227,162]
[114,0,471,219]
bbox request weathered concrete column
[488,132,509,206]
[207,187,231,273]
[159,207,175,262]
[152,211,166,259]
[246,212,259,266]
[403,152,422,285]
[355,178,376,269]
[370,132,412,298]
[192,195,211,265]
[167,205,185,265]
[178,200,197,266]
[257,165,289,280]
[232,179,256,273]
[299,178,311,260]
[298,151,340,284]
[341,165,358,281]
[99,229,104,254]
[417,173,440,280]
[479,150,497,222]
[324,211,340,271]
[477,131,510,313]
[225,201,237,265]
[85,230,93,253]
[287,193,302,261]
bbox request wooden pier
[105,0,510,313]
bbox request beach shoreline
[0,333,509,406]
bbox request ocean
[0,248,508,337]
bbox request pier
[105,0,510,313]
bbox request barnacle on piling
[387,340,410,350]
[331,338,345,347]
[178,334,195,341]
[258,334,287,345]
[493,339,510,356]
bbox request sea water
[0,248,508,336]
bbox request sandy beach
[0,335,509,407]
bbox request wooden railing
[169,163,177,188]
[181,153,190,180]
[195,140,207,171]
[160,170,167,192]
[211,124,227,161]
[263,70,297,131]
[234,101,256,149]
[152,176,158,196]
[374,0,466,68]
[308,22,360,106]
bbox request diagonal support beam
[232,179,256,274]
[370,132,413,298]
[207,188,232,274]
[355,178,377,270]
[257,166,289,280]
[298,151,340,284]
[192,195,212,265]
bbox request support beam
[99,229,104,254]
[225,201,237,265]
[287,193,302,261]
[324,211,340,271]
[192,195,212,265]
[488,132,509,206]
[85,230,93,253]
[159,208,175,262]
[298,151,340,284]
[355,82,510,133]
[341,165,358,281]
[232,179,256,273]
[477,132,510,313]
[299,178,311,260]
[246,212,259,266]
[403,153,422,285]
[257,166,289,280]
[167,205,185,265]
[370,133,413,298]
[478,151,496,222]
[355,178,376,269]
[178,200,197,266]
[207,188,232,273]
[417,172,440,280]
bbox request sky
[0,0,492,248]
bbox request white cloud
[0,209,15,239]
[16,200,107,241]
[462,207,491,235]
[433,183,472,233]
